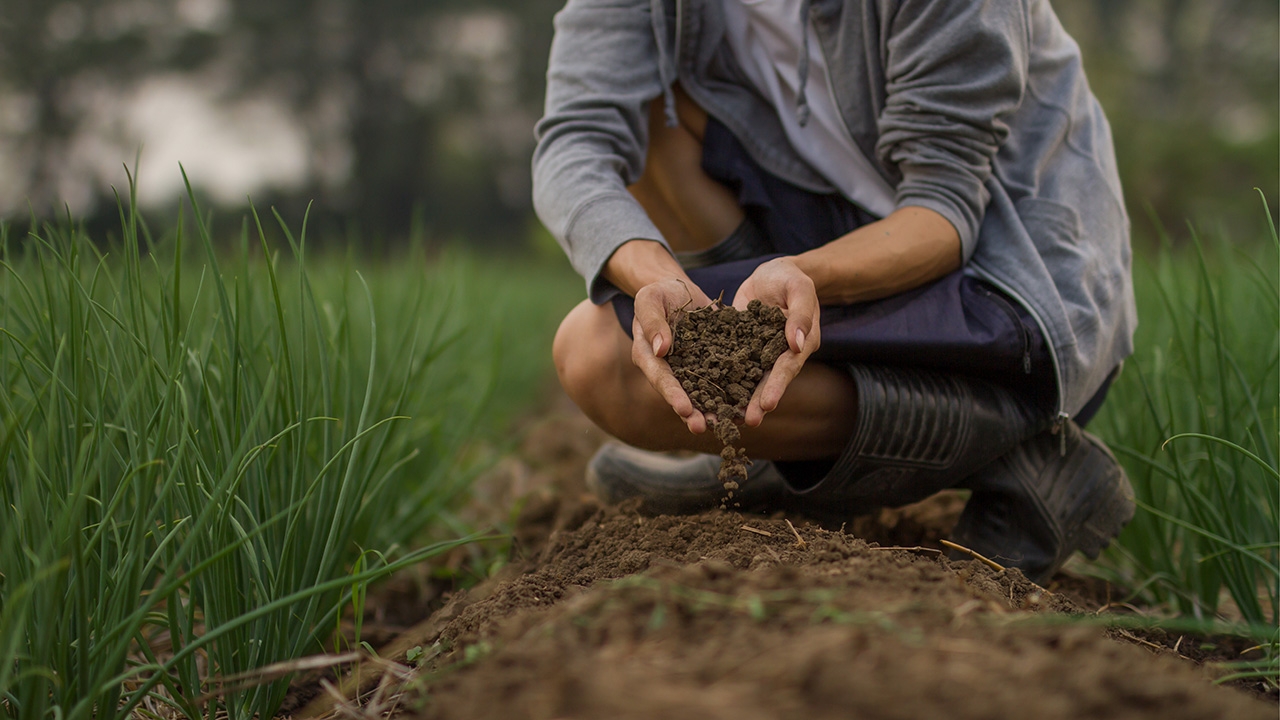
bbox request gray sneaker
[585,442,787,515]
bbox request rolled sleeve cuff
[564,193,669,304]
[894,193,977,262]
[892,165,989,263]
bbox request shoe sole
[585,443,788,515]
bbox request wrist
[787,254,828,300]
[602,239,688,297]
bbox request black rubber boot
[785,364,1048,513]
[949,420,1135,585]
[586,442,787,515]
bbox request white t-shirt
[721,0,896,218]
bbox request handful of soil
[666,298,788,508]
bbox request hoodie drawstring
[796,0,813,127]
[652,0,679,127]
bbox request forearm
[792,206,962,306]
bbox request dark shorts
[612,118,1113,425]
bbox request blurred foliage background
[1,0,1276,248]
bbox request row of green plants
[0,180,578,720]
[1093,195,1278,682]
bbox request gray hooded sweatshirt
[532,0,1138,423]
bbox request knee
[553,300,616,408]
[553,300,669,444]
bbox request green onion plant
[0,175,573,719]
[1091,194,1279,679]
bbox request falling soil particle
[666,298,786,507]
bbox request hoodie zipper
[968,263,1072,452]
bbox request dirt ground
[298,394,1276,720]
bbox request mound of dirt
[295,397,1274,720]
[667,299,787,505]
[411,506,1270,720]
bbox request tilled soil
[298,396,1275,719]
[409,504,1270,720]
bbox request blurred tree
[213,0,566,244]
[0,0,1274,246]
[0,0,562,245]
[1055,0,1278,241]
[0,1,205,212]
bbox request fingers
[630,265,824,431]
[633,284,674,360]
[630,283,711,434]
[634,278,711,359]
[731,259,819,352]
[631,332,707,433]
[783,282,818,355]
[743,370,771,427]
[771,261,819,355]
[730,258,822,425]
[744,349,804,427]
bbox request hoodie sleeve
[875,0,1030,261]
[533,0,672,304]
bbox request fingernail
[652,335,662,355]
[795,328,805,348]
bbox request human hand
[631,277,715,434]
[732,257,821,426]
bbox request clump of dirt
[666,298,787,506]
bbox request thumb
[635,301,672,358]
[791,324,806,354]
[784,292,818,354]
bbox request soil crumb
[667,298,786,507]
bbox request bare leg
[627,86,745,254]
